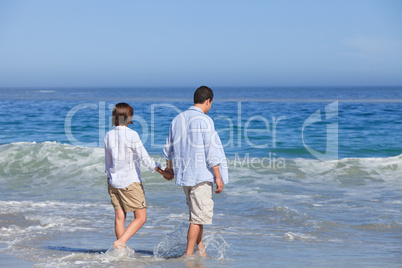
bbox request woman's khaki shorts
[108,182,146,212]
[183,181,214,225]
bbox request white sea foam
[0,200,109,214]
[153,222,188,259]
[102,244,135,261]
[38,90,55,93]
[1,142,401,190]
[153,222,230,260]
[283,232,318,242]
[202,233,231,260]
[0,199,104,252]
[312,204,323,207]
[0,142,105,185]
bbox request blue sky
[0,0,401,87]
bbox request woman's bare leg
[113,208,147,247]
[114,209,126,239]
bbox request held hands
[164,167,174,181]
[156,166,174,181]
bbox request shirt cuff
[147,161,159,173]
[164,154,173,160]
[207,159,221,168]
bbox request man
[163,86,229,256]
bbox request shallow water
[0,87,401,267]
[0,142,401,267]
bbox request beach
[0,87,401,267]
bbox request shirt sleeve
[163,123,174,160]
[104,136,112,178]
[203,118,229,184]
[203,118,221,168]
[215,134,229,184]
[133,133,157,173]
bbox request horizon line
[0,85,401,89]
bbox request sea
[0,87,401,267]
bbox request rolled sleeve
[104,137,112,178]
[163,124,174,160]
[203,121,223,168]
[133,134,156,173]
[205,129,229,184]
[163,137,174,160]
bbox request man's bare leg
[113,208,147,248]
[196,225,207,256]
[186,223,202,256]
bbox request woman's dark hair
[194,86,214,104]
[112,103,133,126]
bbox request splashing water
[153,222,188,259]
[102,244,135,262]
[153,222,231,260]
[203,234,231,260]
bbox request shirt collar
[188,106,204,114]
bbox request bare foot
[113,241,126,249]
[197,243,208,257]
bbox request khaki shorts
[183,182,214,225]
[108,182,146,212]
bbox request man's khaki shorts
[108,182,146,212]
[183,181,214,225]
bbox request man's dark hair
[194,86,214,104]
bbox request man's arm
[202,117,228,187]
[165,160,174,180]
[212,165,223,194]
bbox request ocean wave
[0,142,107,201]
[349,221,402,231]
[228,153,402,186]
[0,141,104,178]
[0,142,401,192]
